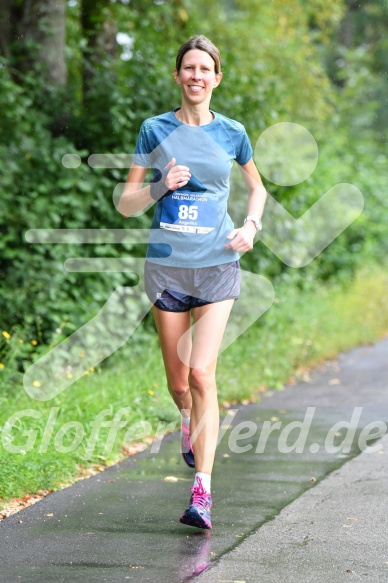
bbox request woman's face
[174,49,222,107]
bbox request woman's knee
[189,366,215,395]
[168,381,190,400]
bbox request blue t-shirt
[134,109,253,268]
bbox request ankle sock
[194,472,211,493]
[181,416,191,430]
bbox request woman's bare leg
[152,300,235,474]
[151,306,192,415]
[188,299,235,475]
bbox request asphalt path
[1,339,387,583]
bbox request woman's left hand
[224,221,256,252]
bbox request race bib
[160,191,217,234]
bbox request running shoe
[179,477,212,529]
[181,420,195,468]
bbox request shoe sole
[179,509,212,530]
[181,429,195,468]
[181,451,195,468]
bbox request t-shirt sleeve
[235,127,253,166]
[133,121,152,167]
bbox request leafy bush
[0,63,147,344]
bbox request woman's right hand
[164,157,191,191]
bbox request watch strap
[149,167,174,201]
[244,215,262,231]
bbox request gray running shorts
[144,260,240,312]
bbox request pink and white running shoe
[179,477,212,530]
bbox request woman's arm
[117,163,151,217]
[117,159,191,217]
[225,157,267,252]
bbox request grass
[1,263,388,508]
[217,263,388,401]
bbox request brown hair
[175,35,221,74]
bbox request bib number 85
[178,204,198,220]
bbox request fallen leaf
[129,564,144,569]
[164,476,178,482]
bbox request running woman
[118,35,267,530]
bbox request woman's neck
[175,104,214,126]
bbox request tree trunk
[0,0,13,58]
[23,0,67,85]
[80,0,117,97]
[340,0,360,48]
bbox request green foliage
[325,0,388,140]
[190,0,344,134]
[1,0,388,363]
[0,61,144,344]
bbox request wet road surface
[1,339,387,582]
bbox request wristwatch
[244,215,262,231]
